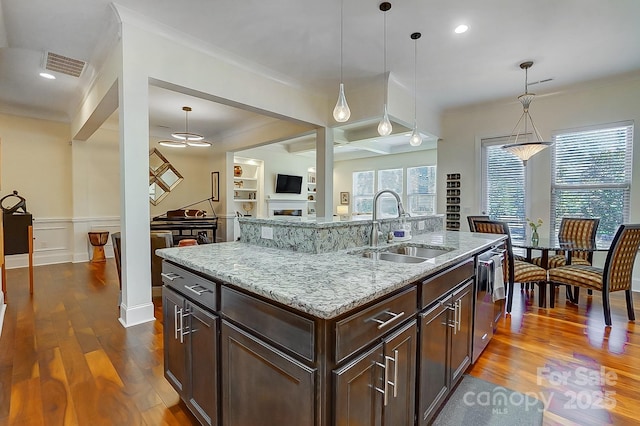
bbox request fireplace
[266,199,307,217]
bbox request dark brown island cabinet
[162,248,494,426]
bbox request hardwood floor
[0,261,639,425]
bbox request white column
[315,127,334,220]
[118,41,154,327]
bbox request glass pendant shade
[378,104,392,136]
[333,83,351,122]
[503,141,551,166]
[409,126,422,146]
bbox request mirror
[149,148,183,205]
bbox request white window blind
[407,166,436,216]
[377,168,403,218]
[481,137,526,238]
[352,170,374,214]
[551,122,633,243]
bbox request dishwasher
[472,247,505,363]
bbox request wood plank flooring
[1,260,639,425]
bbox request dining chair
[473,220,548,313]
[532,217,600,269]
[547,223,640,326]
[467,215,490,232]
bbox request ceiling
[1,0,640,160]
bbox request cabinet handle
[457,300,462,332]
[374,360,387,404]
[391,349,399,398]
[179,307,191,343]
[369,310,405,330]
[161,272,181,281]
[174,305,181,340]
[185,284,211,295]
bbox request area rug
[432,375,544,425]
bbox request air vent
[44,51,86,78]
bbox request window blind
[551,122,633,242]
[482,137,526,238]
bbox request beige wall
[438,73,640,289]
[1,113,72,218]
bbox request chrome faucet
[370,189,407,247]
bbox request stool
[177,238,198,247]
[88,231,110,262]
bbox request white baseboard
[0,303,6,338]
[118,302,156,328]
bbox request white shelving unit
[233,158,262,217]
[307,170,316,215]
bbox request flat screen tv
[275,174,303,194]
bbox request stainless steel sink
[384,246,451,258]
[360,251,428,263]
[351,244,452,264]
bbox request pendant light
[409,32,422,147]
[159,106,212,148]
[377,2,392,136]
[333,0,350,122]
[502,61,552,165]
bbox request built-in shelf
[446,173,461,231]
[307,171,316,215]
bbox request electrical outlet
[418,221,425,231]
[261,226,273,240]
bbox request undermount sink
[384,246,451,258]
[359,251,428,263]
[353,245,452,264]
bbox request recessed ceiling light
[454,24,468,34]
[39,72,56,79]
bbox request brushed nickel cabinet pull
[161,272,181,281]
[369,310,405,330]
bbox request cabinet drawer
[335,287,417,364]
[421,259,474,308]
[162,261,216,311]
[221,286,316,362]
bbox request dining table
[511,235,611,304]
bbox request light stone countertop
[156,231,505,319]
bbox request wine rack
[446,173,461,230]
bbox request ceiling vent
[43,51,86,78]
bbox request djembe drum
[88,231,110,262]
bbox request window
[481,137,526,238]
[377,168,403,218]
[407,166,436,216]
[551,122,633,243]
[352,170,374,214]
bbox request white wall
[333,149,438,215]
[438,73,640,290]
[236,145,315,216]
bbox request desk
[512,236,610,303]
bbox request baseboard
[0,303,6,338]
[118,301,156,328]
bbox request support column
[315,127,334,220]
[118,34,154,327]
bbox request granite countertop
[156,231,505,319]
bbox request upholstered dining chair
[532,217,600,269]
[467,215,490,232]
[547,224,640,326]
[473,220,548,313]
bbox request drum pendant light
[377,2,392,136]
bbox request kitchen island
[157,230,506,426]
